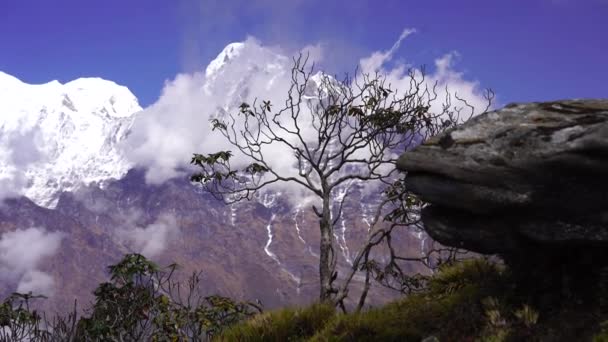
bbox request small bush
[0,254,258,341]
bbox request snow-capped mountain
[0,72,142,207]
[203,41,289,110]
[0,40,288,209]
[0,41,432,316]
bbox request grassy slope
[218,259,608,341]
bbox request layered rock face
[397,99,608,261]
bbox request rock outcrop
[397,99,608,260]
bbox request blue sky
[1,0,606,107]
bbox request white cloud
[0,227,64,296]
[16,270,55,295]
[116,213,180,258]
[123,32,492,206]
[299,43,324,65]
[0,127,45,202]
[122,37,296,186]
[122,72,209,184]
[358,29,490,122]
[359,28,416,74]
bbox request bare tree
[334,178,475,312]
[190,54,493,304]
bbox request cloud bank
[0,127,45,202]
[115,211,180,258]
[123,31,492,205]
[0,227,64,296]
[360,29,492,120]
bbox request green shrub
[0,254,258,341]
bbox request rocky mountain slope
[0,167,426,313]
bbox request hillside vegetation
[220,259,608,341]
[3,255,607,341]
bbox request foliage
[2,257,607,340]
[594,321,608,342]
[0,293,49,341]
[0,254,259,341]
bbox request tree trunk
[319,193,334,302]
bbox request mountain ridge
[0,40,428,314]
[0,70,142,207]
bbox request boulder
[397,99,608,256]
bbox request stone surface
[397,99,608,255]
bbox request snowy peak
[0,72,142,208]
[0,74,140,122]
[205,42,246,78]
[0,41,316,208]
[63,77,141,118]
[204,40,287,81]
[0,71,22,85]
[202,40,290,111]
